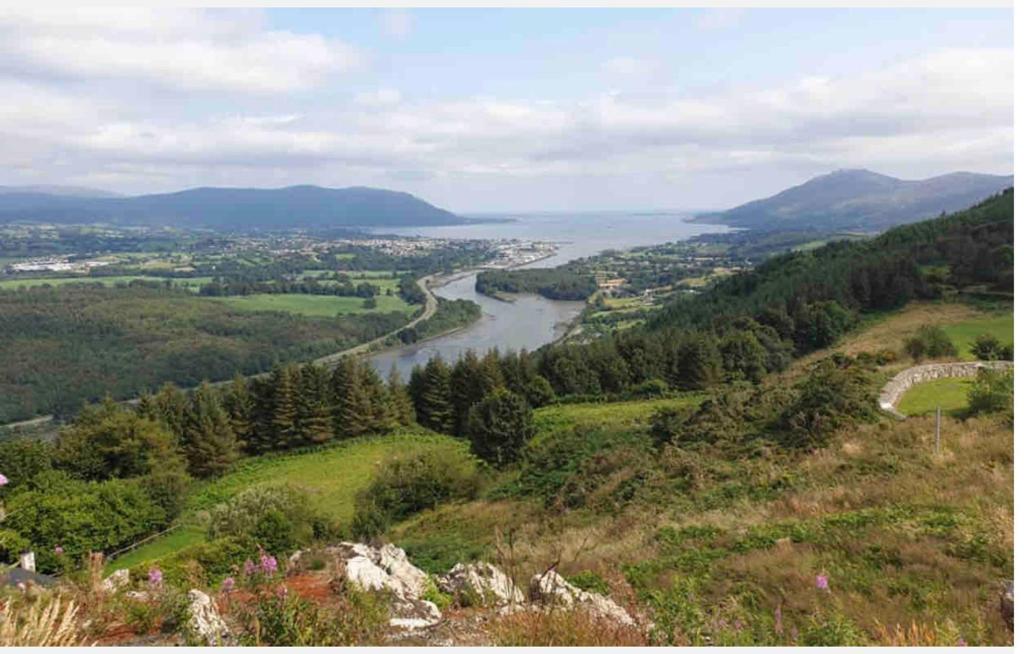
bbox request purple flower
[0,473,8,486]
[54,545,64,556]
[275,585,288,599]
[259,553,278,576]
[148,567,163,587]
[957,638,967,647]
[243,559,257,576]
[815,574,829,591]
[221,577,235,593]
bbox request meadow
[107,433,473,572]
[940,313,1013,358]
[0,275,213,290]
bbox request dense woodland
[0,284,410,422]
[476,267,597,301]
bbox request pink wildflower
[815,574,829,591]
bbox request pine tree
[152,382,189,442]
[182,382,240,478]
[466,388,535,467]
[414,355,453,434]
[359,362,392,433]
[297,364,333,445]
[221,374,255,450]
[332,357,373,438]
[387,365,416,426]
[270,364,301,449]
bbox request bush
[967,369,1013,417]
[207,484,320,555]
[903,326,957,362]
[970,333,1005,361]
[776,357,876,449]
[352,449,480,538]
[649,406,692,447]
[0,438,54,492]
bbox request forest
[475,267,597,300]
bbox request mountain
[0,185,463,230]
[699,169,1013,232]
[0,184,121,198]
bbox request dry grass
[487,607,648,646]
[0,596,89,646]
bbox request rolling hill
[699,169,1013,232]
[0,184,463,230]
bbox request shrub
[487,607,646,646]
[649,406,691,447]
[0,437,54,492]
[207,484,319,556]
[776,357,875,449]
[566,570,610,595]
[352,449,480,538]
[967,369,1013,417]
[903,326,957,362]
[525,375,557,407]
[970,333,1006,361]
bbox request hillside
[0,185,463,230]
[699,169,1013,232]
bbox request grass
[534,395,704,441]
[106,526,206,573]
[897,377,974,417]
[107,433,473,572]
[941,313,1013,358]
[208,293,415,317]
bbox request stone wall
[878,361,1013,418]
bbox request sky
[0,7,1012,212]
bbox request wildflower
[243,559,257,576]
[957,638,967,647]
[221,576,235,593]
[0,473,8,486]
[275,585,288,599]
[148,567,163,588]
[815,574,829,591]
[54,545,64,556]
[260,553,278,576]
[773,604,783,635]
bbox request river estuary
[368,211,730,378]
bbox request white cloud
[694,8,746,31]
[354,88,403,107]
[0,8,361,93]
[602,56,658,77]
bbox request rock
[1001,580,1013,632]
[529,569,634,626]
[125,591,150,602]
[186,589,234,646]
[101,568,130,593]
[389,598,444,630]
[323,542,441,630]
[439,562,524,608]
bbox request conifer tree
[182,382,239,478]
[297,364,333,445]
[332,357,374,438]
[414,355,454,434]
[387,365,416,426]
[221,374,255,450]
[270,364,301,449]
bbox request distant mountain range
[699,169,1013,232]
[0,185,463,230]
[0,184,122,198]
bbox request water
[368,212,730,378]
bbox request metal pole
[934,407,941,455]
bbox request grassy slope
[941,314,1013,358]
[386,303,1013,645]
[107,432,471,572]
[209,293,415,317]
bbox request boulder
[186,589,234,646]
[323,542,441,630]
[439,562,524,608]
[101,568,130,593]
[529,569,634,626]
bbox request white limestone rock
[529,569,634,626]
[186,589,234,646]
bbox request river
[368,211,731,378]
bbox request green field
[0,275,212,291]
[897,377,974,417]
[108,433,472,572]
[209,292,416,317]
[941,313,1013,358]
[534,394,704,441]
